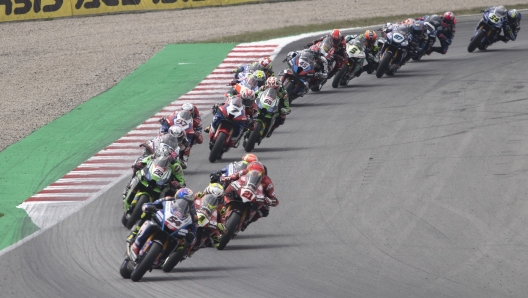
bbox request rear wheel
[244,121,262,152]
[130,242,162,282]
[217,211,241,250]
[126,195,149,230]
[468,29,486,52]
[209,132,227,163]
[332,65,349,88]
[162,244,187,272]
[376,52,392,78]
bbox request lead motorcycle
[216,170,269,250]
[468,6,508,52]
[162,193,223,271]
[279,49,325,101]
[331,39,367,87]
[376,24,410,78]
[243,87,280,152]
[120,198,194,282]
[208,96,247,163]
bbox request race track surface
[2,15,528,298]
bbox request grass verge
[200,4,528,43]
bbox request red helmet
[364,30,377,45]
[246,161,265,174]
[242,154,258,163]
[331,29,342,45]
[443,11,455,24]
[265,77,280,90]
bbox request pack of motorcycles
[119,11,516,281]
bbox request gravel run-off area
[0,0,525,151]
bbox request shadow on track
[235,233,294,239]
[224,243,299,251]
[251,146,311,153]
[170,265,253,273]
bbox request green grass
[199,4,528,43]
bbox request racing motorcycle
[162,194,222,271]
[331,39,366,88]
[216,170,269,250]
[468,7,508,52]
[279,50,325,101]
[120,198,194,281]
[376,25,410,78]
[208,96,247,163]
[243,87,280,152]
[122,151,173,229]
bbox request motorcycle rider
[306,29,347,80]
[192,183,226,249]
[428,12,456,55]
[233,56,274,81]
[477,7,522,42]
[128,188,197,256]
[205,95,248,149]
[210,153,259,184]
[259,76,291,138]
[159,102,203,143]
[220,161,279,231]
[344,30,381,76]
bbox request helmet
[428,14,441,27]
[240,87,255,107]
[364,30,377,46]
[508,9,521,25]
[331,29,342,45]
[264,77,280,90]
[404,18,414,26]
[252,70,266,83]
[246,161,265,174]
[181,102,194,112]
[176,187,194,203]
[168,125,186,143]
[443,11,455,24]
[204,183,224,198]
[242,153,258,163]
[258,57,272,71]
[158,134,179,153]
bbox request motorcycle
[208,96,247,163]
[162,194,222,271]
[243,87,280,152]
[120,198,194,281]
[468,7,508,52]
[331,39,367,87]
[376,25,410,78]
[279,49,325,101]
[122,151,173,229]
[217,170,269,250]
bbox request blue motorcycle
[468,7,508,52]
[376,24,410,78]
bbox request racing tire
[209,132,227,163]
[468,30,486,52]
[162,245,187,272]
[121,213,128,228]
[376,53,392,78]
[244,121,262,152]
[310,84,321,92]
[283,81,296,102]
[119,257,133,279]
[130,242,162,282]
[332,65,349,88]
[217,211,241,250]
[126,195,149,230]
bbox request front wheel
[376,52,392,78]
[332,64,349,88]
[130,242,162,282]
[126,195,149,230]
[217,211,241,250]
[209,132,227,163]
[283,80,296,101]
[468,29,486,52]
[244,121,262,152]
[119,257,133,279]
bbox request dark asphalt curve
[2,15,528,298]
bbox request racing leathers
[233,61,275,82]
[263,84,291,138]
[345,34,381,75]
[159,106,203,144]
[431,17,456,54]
[306,35,347,79]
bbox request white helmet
[181,102,194,112]
[168,125,186,143]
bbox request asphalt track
[2,15,528,298]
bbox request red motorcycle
[208,96,248,163]
[216,170,269,250]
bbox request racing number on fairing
[167,216,182,226]
[240,189,255,201]
[175,119,187,127]
[489,14,500,23]
[349,46,359,54]
[153,168,164,177]
[263,97,274,105]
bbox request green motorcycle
[243,88,280,152]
